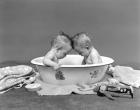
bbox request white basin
[31,55,114,85]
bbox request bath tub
[31,55,114,85]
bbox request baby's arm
[43,50,60,70]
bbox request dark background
[0,0,140,69]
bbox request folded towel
[0,65,33,80]
[0,65,35,93]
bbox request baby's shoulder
[44,49,56,58]
[90,48,100,55]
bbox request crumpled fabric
[110,66,140,88]
[35,78,96,95]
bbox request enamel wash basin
[31,55,114,85]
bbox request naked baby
[43,32,72,70]
[72,32,102,65]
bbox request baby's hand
[53,64,61,70]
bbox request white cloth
[111,66,140,88]
[36,79,96,95]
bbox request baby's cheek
[75,46,80,50]
[82,49,89,55]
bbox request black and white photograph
[0,0,140,110]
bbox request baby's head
[51,32,72,59]
[72,32,92,57]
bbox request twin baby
[43,32,102,70]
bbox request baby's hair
[59,31,70,40]
[73,32,88,38]
[51,31,72,48]
[72,32,92,48]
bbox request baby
[72,32,102,64]
[43,32,72,70]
